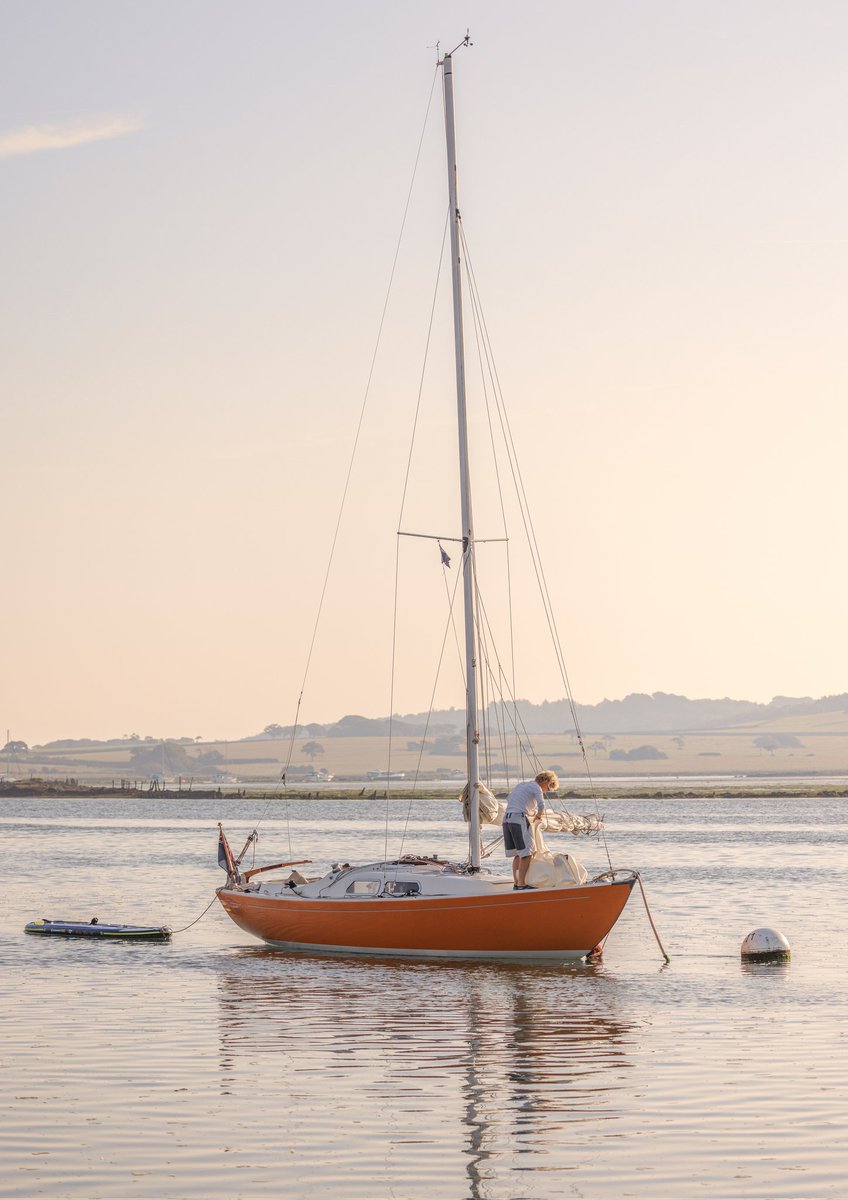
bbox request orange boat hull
[217,878,634,960]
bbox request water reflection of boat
[215,948,634,1195]
[216,42,636,959]
[215,949,633,1094]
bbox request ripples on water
[1,794,846,1197]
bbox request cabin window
[383,880,421,897]
[346,880,381,896]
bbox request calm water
[1,793,845,1198]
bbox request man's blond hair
[535,770,558,790]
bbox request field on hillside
[5,711,848,784]
[195,728,845,781]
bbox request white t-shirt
[504,779,544,820]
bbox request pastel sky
[3,1,847,746]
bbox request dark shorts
[503,815,533,857]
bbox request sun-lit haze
[3,1,847,747]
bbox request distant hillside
[498,693,848,734]
[15,693,846,755]
[575,692,848,733]
[9,693,848,784]
[248,692,848,739]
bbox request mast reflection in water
[216,949,634,1195]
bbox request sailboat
[216,43,637,960]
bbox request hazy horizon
[4,2,847,748]
[7,686,846,749]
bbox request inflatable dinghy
[25,918,172,941]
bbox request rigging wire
[477,613,492,785]
[394,209,450,535]
[251,48,609,874]
[393,555,465,868]
[473,581,543,773]
[487,660,512,788]
[460,245,543,781]
[464,257,521,786]
[254,65,441,851]
[441,561,468,686]
[459,222,613,870]
[384,209,450,860]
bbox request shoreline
[2,781,847,801]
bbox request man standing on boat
[503,771,559,889]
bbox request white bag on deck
[525,824,588,888]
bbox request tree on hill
[754,734,802,755]
[609,745,668,761]
[303,741,325,761]
[427,734,464,755]
[128,741,193,774]
[38,738,118,750]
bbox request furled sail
[459,783,604,836]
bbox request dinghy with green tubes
[25,918,172,941]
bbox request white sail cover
[459,783,603,836]
[525,825,589,887]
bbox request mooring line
[169,894,219,935]
[635,872,671,963]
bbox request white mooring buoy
[740,928,791,961]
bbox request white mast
[441,48,481,871]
